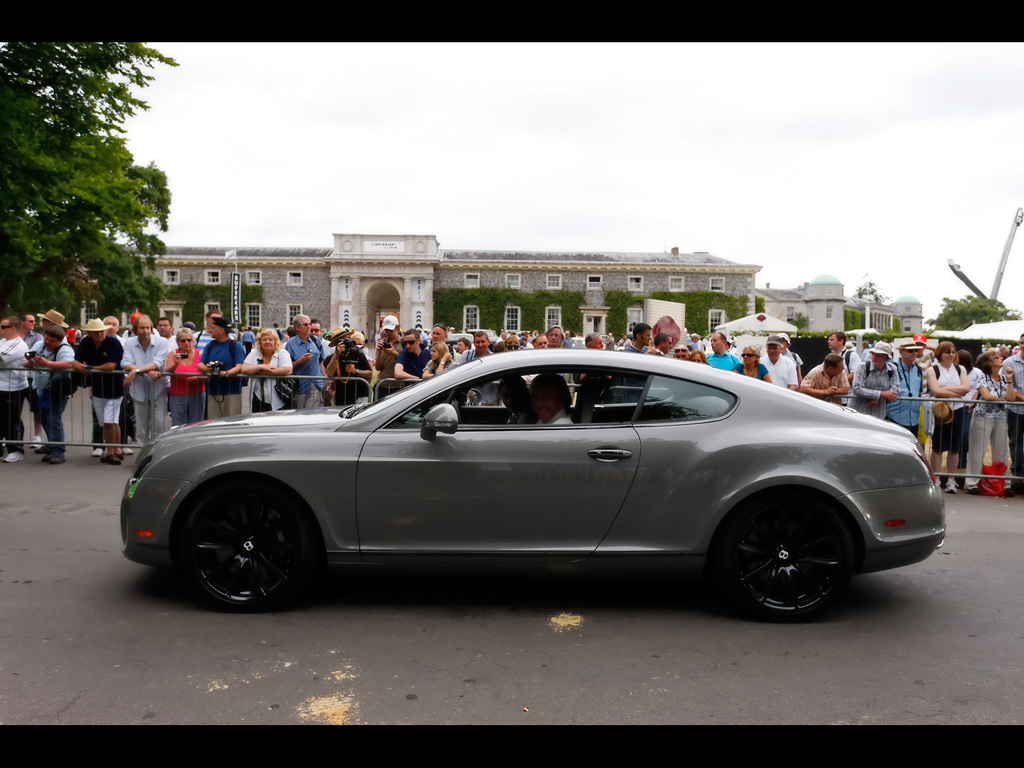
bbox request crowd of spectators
[3,308,1023,497]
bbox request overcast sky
[124,43,1024,324]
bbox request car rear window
[636,375,736,423]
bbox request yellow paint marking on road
[298,694,357,725]
[549,612,584,631]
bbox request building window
[246,270,262,285]
[206,303,221,316]
[628,276,643,291]
[786,305,796,320]
[669,276,684,291]
[627,308,643,333]
[546,274,562,290]
[287,304,302,325]
[464,273,480,289]
[504,306,521,332]
[708,309,725,333]
[904,320,912,332]
[506,273,520,289]
[587,275,603,290]
[709,277,724,292]
[826,287,835,297]
[464,305,479,329]
[546,306,561,330]
[287,271,303,287]
[82,302,99,324]
[246,304,262,329]
[163,269,179,285]
[205,270,221,285]
[825,305,833,320]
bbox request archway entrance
[363,280,402,336]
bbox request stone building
[136,233,761,337]
[758,275,923,335]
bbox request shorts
[93,396,124,425]
[932,405,964,454]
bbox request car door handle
[587,448,633,462]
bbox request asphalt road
[2,449,1022,724]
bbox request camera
[24,351,37,359]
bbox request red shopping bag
[980,462,1007,497]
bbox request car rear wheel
[177,481,319,611]
[715,493,853,621]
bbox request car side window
[636,375,736,423]
[388,368,648,429]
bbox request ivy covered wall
[435,287,753,337]
[433,288,585,333]
[161,283,264,326]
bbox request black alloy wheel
[178,481,319,610]
[716,493,853,621]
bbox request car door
[354,367,644,561]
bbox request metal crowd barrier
[5,365,1023,489]
[373,377,422,400]
[0,369,373,455]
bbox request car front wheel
[715,493,853,621]
[177,481,320,610]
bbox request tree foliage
[0,42,176,314]
[854,281,889,304]
[927,295,1022,331]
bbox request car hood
[156,408,344,444]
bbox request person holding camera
[326,330,371,406]
[198,316,245,419]
[166,328,206,426]
[374,315,402,395]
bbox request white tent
[933,320,1024,340]
[715,313,798,335]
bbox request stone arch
[362,279,402,335]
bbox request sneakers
[3,452,23,463]
[91,447,103,458]
[48,455,65,465]
[967,487,981,496]
[122,447,134,456]
[945,478,959,494]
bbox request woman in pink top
[166,328,206,425]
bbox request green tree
[927,295,1022,331]
[854,281,889,304]
[0,42,176,313]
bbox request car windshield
[340,358,485,420]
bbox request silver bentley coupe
[121,349,945,619]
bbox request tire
[177,481,320,611]
[715,493,853,621]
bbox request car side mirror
[421,403,459,441]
